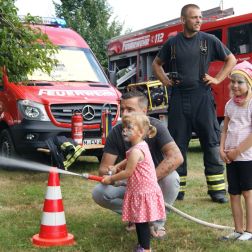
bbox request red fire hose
[82,173,103,182]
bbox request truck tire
[0,129,17,158]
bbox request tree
[54,0,123,68]
[0,0,58,82]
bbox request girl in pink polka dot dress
[102,113,166,252]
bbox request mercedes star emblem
[82,105,95,121]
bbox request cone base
[32,233,75,247]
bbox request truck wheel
[0,129,17,158]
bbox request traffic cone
[32,167,75,247]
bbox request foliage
[55,0,123,68]
[0,0,58,82]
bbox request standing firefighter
[152,4,237,203]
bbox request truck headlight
[18,100,50,121]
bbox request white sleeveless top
[225,98,252,161]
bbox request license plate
[83,138,102,145]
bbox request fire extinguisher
[71,110,83,145]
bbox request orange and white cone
[32,168,75,247]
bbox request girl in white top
[220,60,252,241]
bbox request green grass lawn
[0,140,251,251]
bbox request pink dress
[122,141,166,223]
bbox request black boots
[176,192,185,201]
[210,192,228,203]
[176,191,228,203]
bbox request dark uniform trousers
[168,85,226,196]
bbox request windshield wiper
[66,80,99,83]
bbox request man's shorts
[227,161,252,195]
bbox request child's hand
[220,149,230,163]
[101,175,113,185]
[225,148,240,162]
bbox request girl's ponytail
[148,124,157,138]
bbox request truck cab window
[228,23,252,55]
[206,29,222,41]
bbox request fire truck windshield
[28,47,108,83]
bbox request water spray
[0,156,102,182]
[0,155,233,230]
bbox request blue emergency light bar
[41,17,67,27]
[19,16,67,28]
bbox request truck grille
[50,103,118,125]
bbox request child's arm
[226,133,252,161]
[238,134,252,152]
[102,148,143,185]
[108,159,127,174]
[220,116,230,163]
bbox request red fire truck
[0,17,121,159]
[107,7,252,123]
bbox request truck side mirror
[109,70,116,86]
